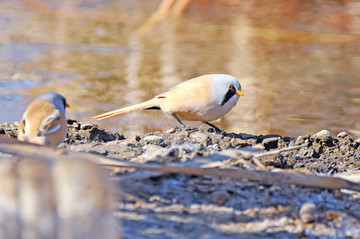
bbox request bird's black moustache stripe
[62,99,67,108]
[221,86,237,106]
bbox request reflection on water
[0,0,360,137]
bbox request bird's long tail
[92,98,160,120]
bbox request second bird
[93,74,244,131]
[18,92,69,146]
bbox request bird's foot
[203,121,226,135]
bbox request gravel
[1,120,360,238]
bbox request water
[0,0,360,137]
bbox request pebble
[143,144,164,152]
[73,123,80,130]
[189,131,209,145]
[299,202,316,223]
[143,135,164,145]
[337,132,348,138]
[262,137,279,150]
[354,138,360,148]
[312,130,332,141]
[239,133,257,140]
[166,127,178,134]
[138,145,167,162]
[80,123,94,130]
[231,138,257,148]
[295,135,308,145]
[211,190,230,205]
[235,213,251,223]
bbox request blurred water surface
[0,0,360,137]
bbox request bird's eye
[228,85,234,90]
[62,99,70,108]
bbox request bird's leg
[203,121,226,135]
[171,113,188,128]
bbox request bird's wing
[39,109,62,135]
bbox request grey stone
[143,135,164,145]
[337,132,348,138]
[189,131,209,146]
[166,127,178,134]
[312,130,332,141]
[239,133,257,140]
[73,123,80,130]
[80,123,94,130]
[295,135,308,145]
[299,202,316,223]
[211,190,230,206]
[262,137,279,150]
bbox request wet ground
[1,120,360,238]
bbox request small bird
[17,92,69,146]
[93,74,244,131]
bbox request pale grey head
[37,92,68,114]
[210,74,243,107]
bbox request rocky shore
[1,120,360,238]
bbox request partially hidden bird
[93,74,244,131]
[17,92,69,146]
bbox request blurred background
[0,0,360,137]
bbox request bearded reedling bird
[93,74,244,132]
[17,92,70,146]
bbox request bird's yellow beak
[236,90,244,96]
[65,103,70,108]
